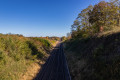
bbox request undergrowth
[65,31,120,80]
[0,34,52,80]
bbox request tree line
[71,0,120,39]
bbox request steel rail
[33,43,71,80]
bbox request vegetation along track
[34,43,71,80]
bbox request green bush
[0,34,52,80]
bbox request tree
[89,1,108,32]
[70,0,120,39]
[61,36,66,41]
[71,5,93,38]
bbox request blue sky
[0,0,100,37]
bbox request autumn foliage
[71,0,120,39]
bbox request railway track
[34,43,71,80]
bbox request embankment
[64,31,120,80]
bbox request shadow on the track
[33,43,60,80]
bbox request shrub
[0,34,52,80]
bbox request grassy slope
[0,34,53,80]
[65,28,120,80]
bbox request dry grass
[64,27,120,80]
[65,51,87,80]
[20,60,45,80]
[98,26,120,37]
[0,34,54,80]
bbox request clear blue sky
[0,0,100,37]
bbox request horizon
[0,0,101,37]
